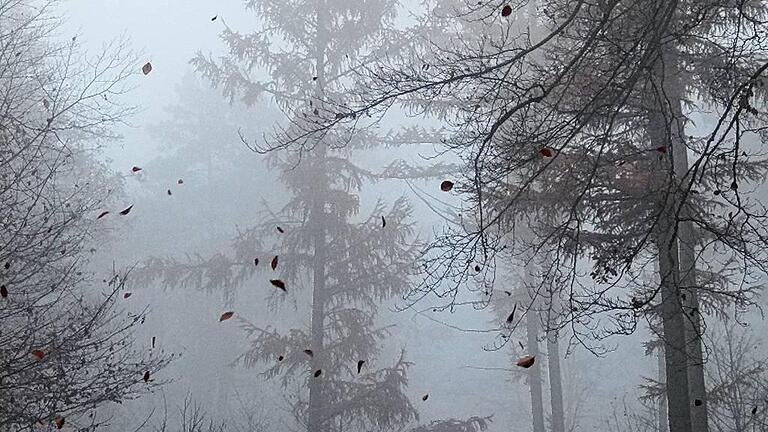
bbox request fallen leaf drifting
[504,290,512,296]
[254,258,259,267]
[123,292,132,299]
[357,360,365,373]
[517,355,536,368]
[276,226,284,233]
[303,349,314,357]
[152,336,156,348]
[752,406,758,415]
[314,369,322,377]
[506,304,517,323]
[31,350,45,360]
[540,147,554,158]
[119,205,133,215]
[1,285,7,298]
[143,370,150,382]
[271,256,279,271]
[694,399,702,407]
[211,15,217,21]
[219,311,235,322]
[474,264,481,272]
[278,355,284,361]
[142,62,152,75]
[422,394,429,401]
[131,166,142,172]
[518,341,524,350]
[270,279,287,292]
[440,180,454,192]
[381,216,386,228]
[656,146,667,153]
[54,415,65,430]
[167,189,172,196]
[177,179,184,185]
[43,99,50,109]
[97,211,109,219]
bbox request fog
[3,1,767,432]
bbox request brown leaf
[518,341,524,350]
[276,226,284,233]
[516,355,535,368]
[506,304,517,323]
[211,15,217,21]
[278,355,284,361]
[31,350,45,360]
[143,370,150,382]
[440,180,454,192]
[314,369,322,377]
[271,256,279,271]
[1,284,7,298]
[167,189,172,196]
[270,279,287,292]
[501,5,512,17]
[219,311,235,322]
[303,349,314,357]
[539,148,553,158]
[254,258,259,267]
[357,360,365,374]
[131,166,142,172]
[119,205,133,215]
[655,146,667,153]
[177,179,184,184]
[54,415,65,429]
[422,394,429,401]
[152,336,156,348]
[97,211,109,219]
[142,62,152,75]
[123,292,132,299]
[381,216,386,228]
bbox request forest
[1,0,767,431]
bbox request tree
[273,1,768,431]
[0,0,170,428]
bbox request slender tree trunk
[658,345,669,432]
[307,4,329,432]
[547,331,565,432]
[526,301,546,432]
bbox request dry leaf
[314,369,322,377]
[123,292,132,299]
[143,370,150,382]
[422,394,429,401]
[131,166,142,172]
[517,355,535,368]
[31,350,45,360]
[381,216,386,228]
[177,179,184,184]
[271,256,279,271]
[506,304,517,323]
[276,226,284,233]
[142,62,152,75]
[119,205,133,215]
[270,279,287,292]
[167,189,172,196]
[254,258,259,267]
[152,336,156,348]
[1,285,7,298]
[440,180,454,192]
[357,360,365,374]
[501,5,513,16]
[97,211,109,219]
[303,349,313,357]
[539,148,553,158]
[278,355,284,361]
[54,415,65,430]
[211,15,217,21]
[219,311,235,322]
[656,146,667,153]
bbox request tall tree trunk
[658,345,669,432]
[526,302,546,432]
[547,331,565,432]
[307,3,329,432]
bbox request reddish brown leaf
[314,369,322,377]
[123,292,132,299]
[270,279,287,292]
[422,394,429,401]
[539,147,553,158]
[516,355,536,368]
[219,311,235,322]
[118,205,133,215]
[271,256,279,271]
[54,415,65,430]
[131,166,142,172]
[357,360,365,374]
[303,349,313,357]
[97,211,109,219]
[143,370,150,382]
[440,180,454,192]
[501,4,513,16]
[1,284,7,298]
[142,62,152,75]
[31,350,45,360]
[655,146,667,153]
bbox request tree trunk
[547,331,565,432]
[526,302,546,432]
[658,345,669,432]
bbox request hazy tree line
[2,0,768,432]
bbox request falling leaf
[211,15,217,21]
[152,336,156,348]
[314,369,322,377]
[131,166,142,172]
[1,285,7,298]
[474,264,481,272]
[506,304,517,323]
[119,205,133,215]
[422,394,429,401]
[303,349,314,357]
[167,189,172,196]
[518,341,524,350]
[177,179,184,184]
[655,146,667,153]
[504,290,512,296]
[219,311,235,322]
[730,181,738,191]
[254,258,259,267]
[357,360,365,373]
[278,355,284,361]
[381,215,386,228]
[43,99,50,109]
[143,370,150,382]
[501,4,512,17]
[694,399,702,407]
[97,211,109,219]
[142,62,152,75]
[54,416,65,430]
[516,355,535,368]
[3,262,9,270]
[271,256,279,271]
[270,279,287,292]
[123,292,132,299]
[276,226,284,233]
[752,406,758,415]
[440,180,454,192]
[31,350,45,360]
[539,147,553,158]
